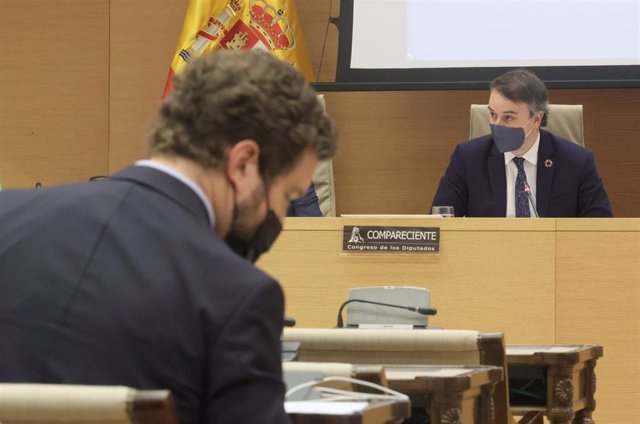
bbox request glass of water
[431,206,454,217]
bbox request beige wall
[109,0,186,174]
[1,0,639,216]
[0,0,110,187]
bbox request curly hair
[149,49,337,182]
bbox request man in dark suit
[0,50,337,424]
[432,69,612,217]
[287,183,323,217]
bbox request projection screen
[333,0,640,89]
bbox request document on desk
[385,367,469,380]
[507,345,577,355]
[285,401,369,415]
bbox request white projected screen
[351,0,640,69]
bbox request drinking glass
[431,206,454,217]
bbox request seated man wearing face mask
[0,50,337,424]
[431,69,612,218]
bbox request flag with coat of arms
[163,0,314,98]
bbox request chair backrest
[312,160,336,217]
[469,104,585,146]
[314,94,336,217]
[283,328,510,423]
[0,384,177,424]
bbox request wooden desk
[287,399,410,424]
[381,365,503,424]
[507,345,603,424]
[284,328,510,424]
[258,217,640,424]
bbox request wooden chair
[283,328,511,424]
[0,384,177,424]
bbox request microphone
[336,299,437,328]
[523,181,540,218]
[283,316,296,327]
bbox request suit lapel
[488,144,507,217]
[536,130,555,217]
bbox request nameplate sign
[343,225,440,253]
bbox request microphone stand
[336,299,437,328]
[523,181,540,218]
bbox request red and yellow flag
[163,0,313,98]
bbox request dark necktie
[514,157,530,218]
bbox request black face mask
[225,209,283,263]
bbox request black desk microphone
[336,299,437,328]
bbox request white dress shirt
[503,132,540,218]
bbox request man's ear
[534,111,544,128]
[225,140,260,188]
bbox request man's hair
[490,69,549,127]
[149,50,337,182]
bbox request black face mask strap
[225,178,282,263]
[250,210,283,257]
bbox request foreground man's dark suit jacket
[0,166,289,424]
[432,129,613,217]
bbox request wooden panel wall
[0,0,638,217]
[260,217,557,342]
[555,219,640,424]
[0,0,109,188]
[593,89,640,216]
[323,90,488,214]
[109,0,185,174]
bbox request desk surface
[287,399,410,424]
[507,344,604,365]
[381,365,503,394]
